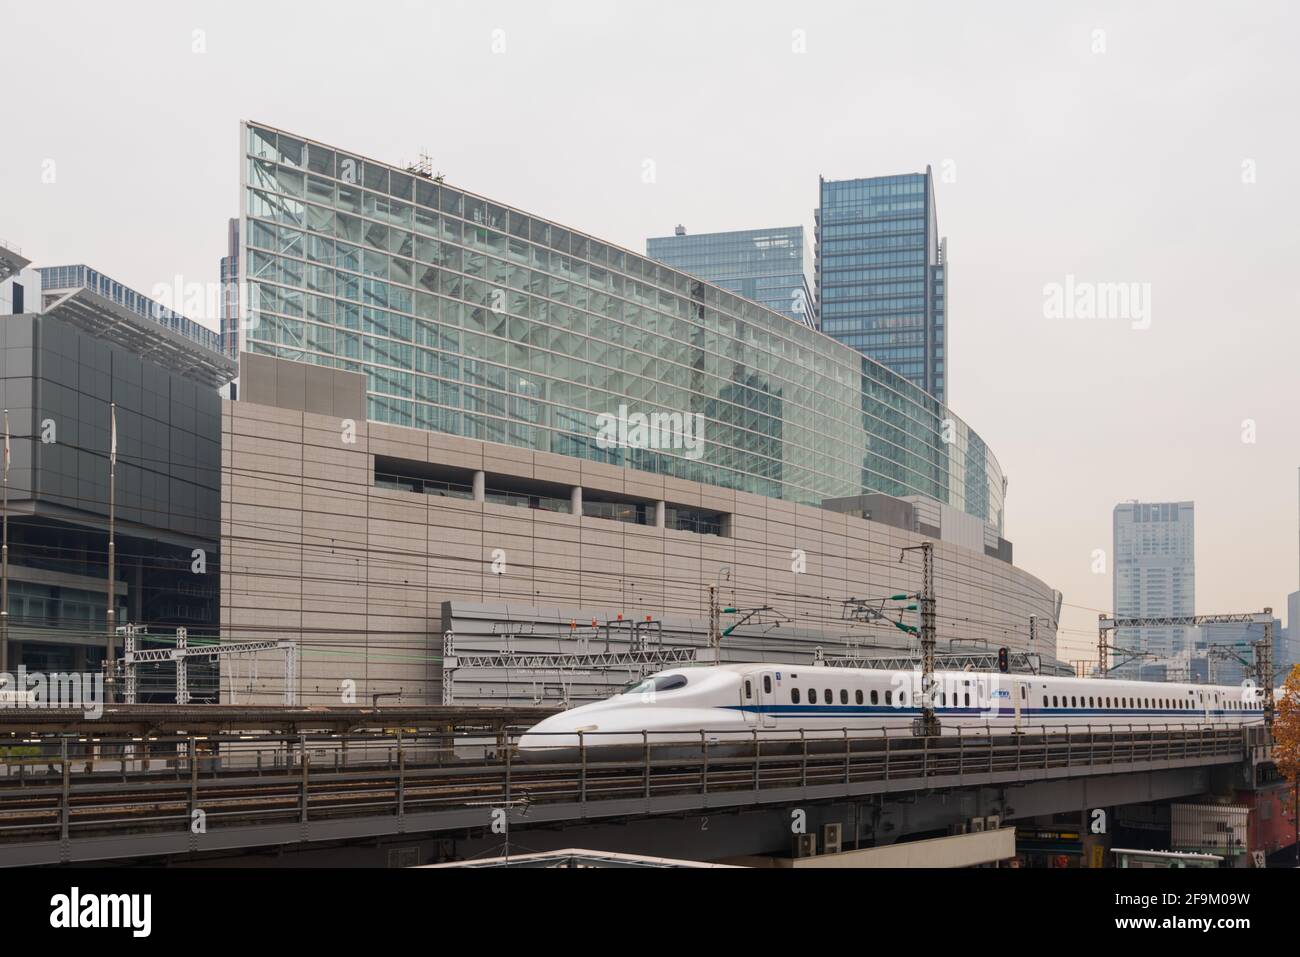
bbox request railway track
[0,725,1259,854]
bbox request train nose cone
[517,712,598,754]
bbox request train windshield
[622,674,689,695]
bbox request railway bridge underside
[0,724,1271,866]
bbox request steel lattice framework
[120,625,299,706]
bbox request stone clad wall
[220,398,1060,706]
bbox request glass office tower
[646,226,815,329]
[236,123,1003,528]
[816,169,946,403]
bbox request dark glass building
[816,169,947,403]
[0,248,234,686]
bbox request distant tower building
[1113,501,1196,679]
[646,225,816,328]
[816,168,947,403]
[219,218,240,361]
[1287,592,1299,675]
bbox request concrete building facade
[220,356,1061,706]
[1112,500,1195,679]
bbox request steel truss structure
[440,631,710,706]
[119,625,299,706]
[814,648,1049,675]
[1097,611,1276,723]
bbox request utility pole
[707,566,730,656]
[901,542,940,736]
[708,584,719,650]
[105,402,117,701]
[1097,613,1108,678]
[1,409,9,675]
[1256,609,1274,729]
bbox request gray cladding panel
[240,350,365,420]
[0,314,222,541]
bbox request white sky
[2,0,1297,660]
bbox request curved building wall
[219,396,1058,706]
[237,123,1006,533]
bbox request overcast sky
[2,0,1297,660]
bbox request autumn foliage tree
[1271,664,1300,853]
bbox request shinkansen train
[517,663,1268,757]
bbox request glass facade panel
[238,124,1004,531]
[647,226,815,329]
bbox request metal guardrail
[0,723,1266,863]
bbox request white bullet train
[517,662,1269,757]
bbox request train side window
[825,688,832,704]
[1052,696,1058,707]
[1070,697,1076,708]
[964,693,970,707]
[763,676,772,694]
[900,692,908,706]
[1043,696,1048,707]
[744,680,753,699]
[809,688,817,704]
[1088,697,1094,708]
[871,690,879,705]
[840,689,848,705]
[856,690,863,705]
[792,688,800,704]
[885,691,893,706]
[941,692,947,706]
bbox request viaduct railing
[0,722,1266,865]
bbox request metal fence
[0,723,1264,862]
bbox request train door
[1013,679,1027,733]
[741,675,758,728]
[756,671,779,728]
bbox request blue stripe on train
[722,705,1251,718]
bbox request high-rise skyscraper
[1113,501,1196,678]
[646,225,815,328]
[816,168,946,402]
